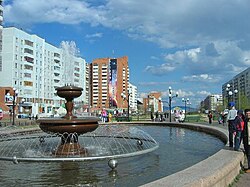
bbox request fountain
[38,85,99,155]
[0,85,159,168]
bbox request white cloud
[197,91,211,96]
[4,0,105,26]
[85,33,103,39]
[138,81,176,86]
[182,74,221,83]
[144,63,176,75]
[145,41,250,78]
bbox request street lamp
[226,84,238,108]
[182,98,190,119]
[168,86,178,122]
[121,89,132,121]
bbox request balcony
[24,39,33,47]
[54,59,60,64]
[54,76,61,82]
[53,66,60,73]
[23,64,33,71]
[54,53,60,61]
[24,56,34,64]
[23,76,33,82]
[24,81,33,87]
[24,48,34,58]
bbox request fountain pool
[0,125,225,186]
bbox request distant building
[203,94,223,112]
[128,83,138,112]
[90,56,129,110]
[222,67,250,108]
[143,92,163,114]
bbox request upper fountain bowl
[56,85,83,99]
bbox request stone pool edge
[124,122,244,187]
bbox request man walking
[227,104,237,147]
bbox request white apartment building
[0,27,88,116]
[129,83,137,112]
[222,67,250,108]
[203,94,223,111]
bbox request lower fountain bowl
[37,117,99,134]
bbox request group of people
[227,105,250,173]
[150,112,169,122]
[101,109,113,123]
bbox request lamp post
[121,89,131,121]
[12,88,18,126]
[226,84,238,108]
[182,98,190,119]
[168,86,178,122]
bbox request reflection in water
[0,126,224,186]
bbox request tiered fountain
[0,85,158,168]
[38,85,99,155]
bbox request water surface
[0,125,225,186]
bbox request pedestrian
[101,109,107,123]
[155,111,159,121]
[232,110,245,151]
[160,113,163,122]
[242,109,250,173]
[150,112,154,121]
[222,112,227,126]
[108,112,112,122]
[208,111,213,124]
[227,105,237,147]
[179,111,185,123]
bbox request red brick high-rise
[90,56,129,110]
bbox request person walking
[232,110,245,151]
[227,105,237,147]
[208,111,213,124]
[108,112,112,122]
[242,109,250,173]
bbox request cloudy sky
[3,0,250,107]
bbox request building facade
[143,92,163,114]
[222,67,250,109]
[203,94,223,112]
[90,56,129,110]
[128,83,138,112]
[0,27,88,116]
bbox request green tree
[238,93,250,110]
